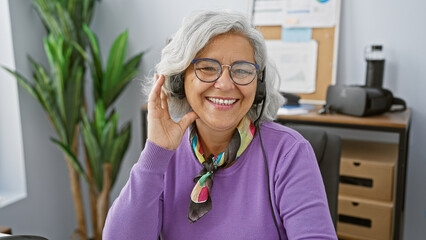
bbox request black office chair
[288,125,341,228]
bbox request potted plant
[3,0,143,239]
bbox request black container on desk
[365,45,385,88]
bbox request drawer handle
[338,214,371,228]
[351,202,359,206]
[353,162,361,166]
[340,175,373,187]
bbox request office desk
[140,106,411,240]
[275,107,411,240]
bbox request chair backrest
[288,125,341,228]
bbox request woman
[103,10,337,240]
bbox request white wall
[1,0,425,239]
[0,0,27,207]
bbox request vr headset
[321,85,406,117]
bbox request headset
[170,73,186,99]
[253,68,266,105]
[170,67,282,240]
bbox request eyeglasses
[192,58,259,85]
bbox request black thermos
[365,45,385,88]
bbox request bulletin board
[248,0,341,104]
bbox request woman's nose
[214,66,235,90]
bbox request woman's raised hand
[147,74,199,150]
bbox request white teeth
[207,97,236,105]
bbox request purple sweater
[103,122,337,239]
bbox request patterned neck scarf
[188,116,255,223]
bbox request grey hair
[147,9,284,123]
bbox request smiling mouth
[206,97,238,106]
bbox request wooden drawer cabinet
[338,195,393,240]
[339,140,397,201]
[273,107,411,240]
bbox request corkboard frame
[248,0,341,104]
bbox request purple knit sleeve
[102,140,175,240]
[275,140,338,239]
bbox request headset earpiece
[253,67,266,105]
[170,73,186,99]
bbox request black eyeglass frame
[191,58,260,86]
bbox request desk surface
[277,106,411,129]
[141,105,412,129]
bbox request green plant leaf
[35,82,68,143]
[83,24,103,101]
[94,101,107,142]
[51,138,88,181]
[27,56,54,101]
[71,41,88,60]
[25,56,66,143]
[105,52,143,106]
[103,112,117,144]
[82,0,96,24]
[43,35,68,123]
[55,1,76,41]
[34,0,80,43]
[110,123,131,185]
[33,0,62,37]
[100,113,118,163]
[66,0,75,17]
[103,30,128,107]
[80,108,103,190]
[2,66,40,102]
[122,52,143,77]
[64,61,84,141]
[19,55,69,144]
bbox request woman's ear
[170,73,186,99]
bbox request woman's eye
[199,67,218,72]
[233,69,251,75]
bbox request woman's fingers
[147,75,196,150]
[148,74,165,110]
[160,88,171,119]
[179,111,199,131]
[160,88,167,109]
[148,75,159,105]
